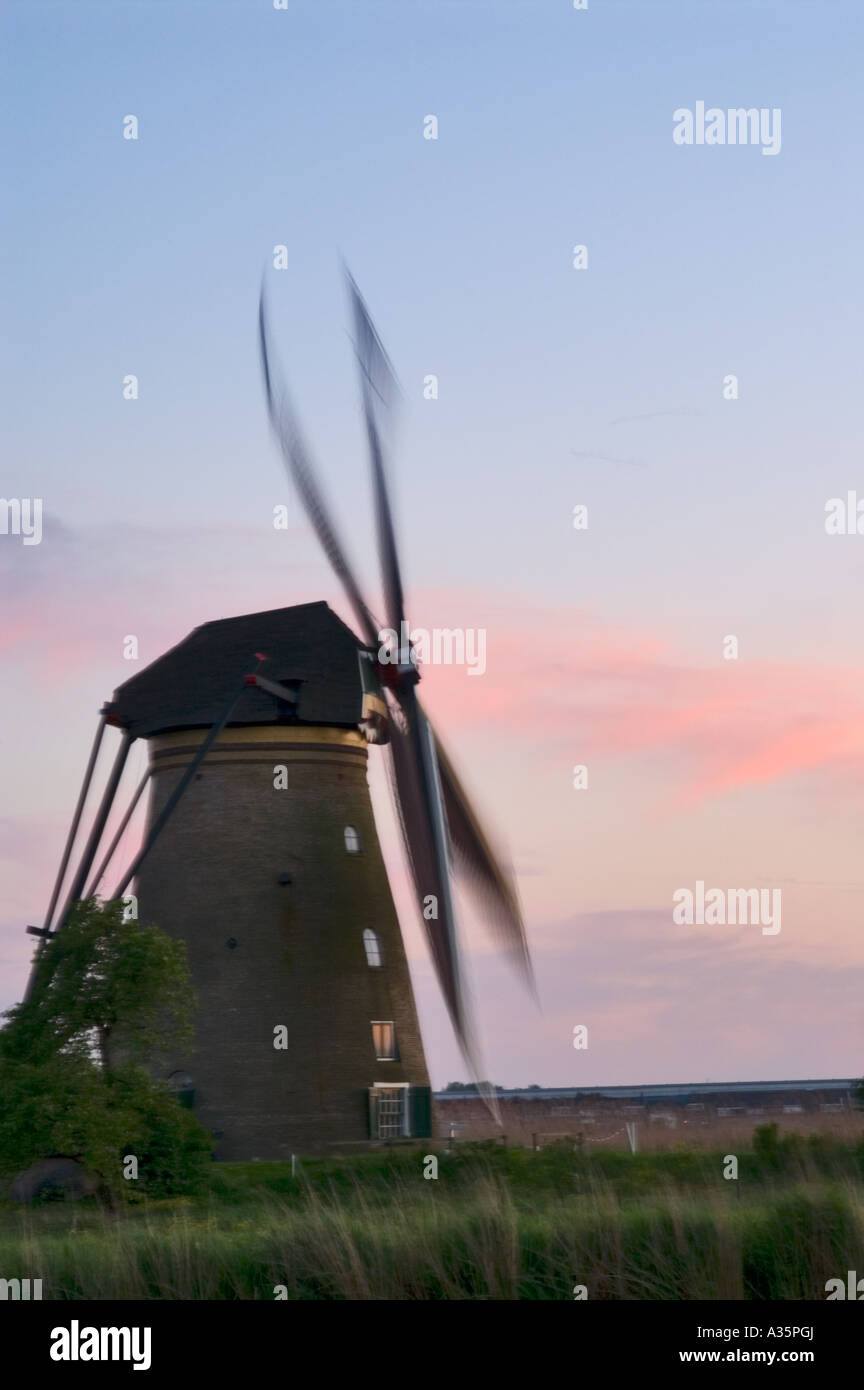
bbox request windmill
[23,272,534,1158]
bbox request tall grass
[1,1141,862,1299]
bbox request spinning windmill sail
[259,270,535,1085]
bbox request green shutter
[409,1085,432,1138]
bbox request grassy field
[2,1134,863,1299]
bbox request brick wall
[136,726,431,1158]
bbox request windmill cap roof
[111,601,367,737]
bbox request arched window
[344,825,361,854]
[363,929,382,967]
[167,1070,196,1110]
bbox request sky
[2,0,863,1088]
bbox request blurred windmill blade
[258,281,380,648]
[345,265,399,414]
[431,721,536,1000]
[345,268,406,638]
[385,689,499,1115]
[385,687,465,1039]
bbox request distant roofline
[435,1078,859,1100]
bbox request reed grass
[1,1139,861,1299]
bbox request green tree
[443,1080,504,1093]
[2,897,193,1071]
[0,899,211,1198]
[0,1055,129,1182]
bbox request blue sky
[2,0,863,1086]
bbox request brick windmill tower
[108,603,433,1158]
[24,275,533,1158]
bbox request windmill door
[369,1084,431,1139]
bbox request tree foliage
[0,899,211,1198]
[2,897,193,1071]
[443,1080,504,1093]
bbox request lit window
[344,826,361,854]
[371,1021,397,1060]
[363,929,382,967]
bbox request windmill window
[369,1083,429,1139]
[167,1070,196,1110]
[371,1084,410,1138]
[344,826,361,854]
[362,929,382,967]
[371,1021,398,1060]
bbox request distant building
[434,1078,861,1143]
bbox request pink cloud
[4,531,863,808]
[409,588,864,805]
